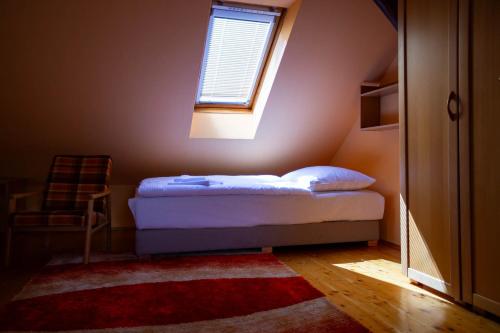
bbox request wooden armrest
[88,190,111,200]
[10,191,43,200]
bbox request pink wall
[0,0,396,183]
[0,0,398,230]
[331,58,400,245]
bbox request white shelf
[361,83,398,97]
[361,123,399,131]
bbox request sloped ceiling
[0,0,396,184]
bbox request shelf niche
[360,82,399,131]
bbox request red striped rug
[0,254,368,332]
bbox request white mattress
[129,190,385,230]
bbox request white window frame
[195,2,282,109]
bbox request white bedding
[136,175,311,197]
[129,190,385,230]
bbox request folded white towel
[173,177,207,183]
[168,180,210,186]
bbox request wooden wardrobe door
[404,0,460,297]
[470,0,500,316]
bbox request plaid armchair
[4,155,112,266]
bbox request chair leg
[83,212,94,264]
[84,228,92,265]
[105,222,112,252]
[4,226,12,268]
[83,199,97,264]
[105,195,112,252]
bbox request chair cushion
[11,211,102,227]
[43,155,112,211]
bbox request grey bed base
[135,220,380,255]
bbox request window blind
[196,6,280,106]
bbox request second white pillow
[282,166,375,191]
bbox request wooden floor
[0,230,499,333]
[275,244,499,333]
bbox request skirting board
[473,293,500,317]
[136,220,380,255]
[408,268,451,295]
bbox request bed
[129,168,385,255]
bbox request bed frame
[135,220,380,255]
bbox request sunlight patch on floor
[332,258,451,303]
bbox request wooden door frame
[398,0,409,276]
[458,0,472,305]
[449,0,462,302]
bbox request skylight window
[196,2,281,108]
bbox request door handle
[447,91,458,121]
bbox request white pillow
[281,166,375,191]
